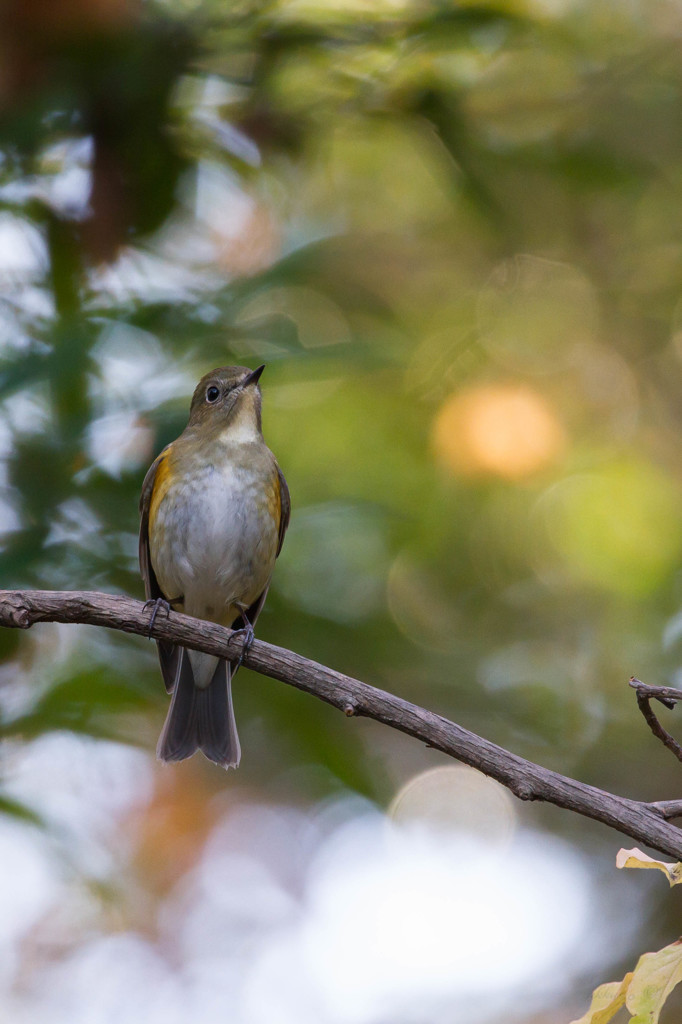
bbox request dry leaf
[616,848,682,886]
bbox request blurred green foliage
[7,1,682,1018]
[2,0,682,901]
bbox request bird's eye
[206,386,220,403]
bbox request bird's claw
[229,624,255,670]
[143,597,172,637]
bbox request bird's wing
[139,450,166,602]
[231,463,291,652]
[139,447,179,692]
[276,464,291,557]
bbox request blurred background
[1,0,682,1020]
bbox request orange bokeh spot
[432,384,565,480]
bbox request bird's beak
[242,364,265,388]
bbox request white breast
[151,455,278,623]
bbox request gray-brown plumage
[139,365,290,768]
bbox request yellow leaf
[569,973,632,1024]
[626,939,682,1024]
[616,847,682,886]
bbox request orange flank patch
[148,452,174,536]
[270,469,282,532]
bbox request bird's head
[187,364,265,440]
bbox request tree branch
[648,800,682,820]
[630,677,682,765]
[1,588,682,857]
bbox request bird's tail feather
[156,652,241,769]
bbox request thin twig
[629,677,682,710]
[630,677,682,764]
[1,589,682,857]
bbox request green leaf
[569,973,632,1024]
[627,939,682,1024]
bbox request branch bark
[1,588,682,857]
[630,678,682,765]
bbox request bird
[139,364,290,769]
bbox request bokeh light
[389,765,517,845]
[538,462,682,596]
[0,738,623,1024]
[432,384,566,480]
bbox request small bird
[139,364,290,768]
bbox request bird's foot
[228,623,255,670]
[143,597,172,637]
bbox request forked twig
[630,677,682,765]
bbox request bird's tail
[156,651,241,769]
